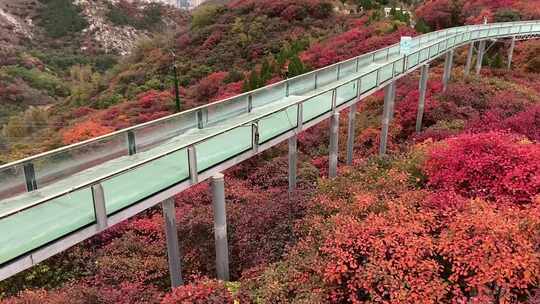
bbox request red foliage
[320,194,447,303]
[424,132,540,204]
[61,120,115,145]
[439,201,540,302]
[4,282,163,304]
[395,80,442,135]
[160,279,233,304]
[97,90,173,129]
[416,0,527,30]
[301,22,417,68]
[192,72,228,102]
[228,0,333,20]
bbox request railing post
[288,136,297,192]
[476,40,486,75]
[464,42,474,76]
[211,173,229,281]
[162,198,183,288]
[252,123,259,154]
[379,81,396,156]
[23,162,37,192]
[188,146,198,184]
[346,103,357,166]
[507,36,516,70]
[416,64,430,133]
[328,111,340,178]
[91,183,108,231]
[442,50,454,92]
[127,131,137,155]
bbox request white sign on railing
[400,36,413,55]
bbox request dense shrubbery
[38,0,88,38]
[160,279,234,304]
[107,1,164,30]
[423,132,540,204]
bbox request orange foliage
[61,120,115,145]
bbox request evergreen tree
[288,55,306,78]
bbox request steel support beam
[346,103,357,166]
[328,112,340,178]
[464,42,474,77]
[211,173,229,281]
[476,40,486,75]
[162,198,183,288]
[416,64,430,133]
[507,36,516,70]
[379,82,396,156]
[288,136,297,192]
[442,50,454,92]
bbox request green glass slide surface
[0,188,94,264]
[1,21,538,266]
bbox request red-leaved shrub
[424,132,540,204]
[160,279,233,304]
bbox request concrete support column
[346,103,357,166]
[379,81,396,156]
[442,50,454,92]
[476,40,486,76]
[211,173,229,281]
[507,36,516,70]
[329,112,340,178]
[464,42,474,77]
[288,136,297,192]
[162,198,183,288]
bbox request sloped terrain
[1,0,540,303]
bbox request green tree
[39,0,88,38]
[288,55,306,78]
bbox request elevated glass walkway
[1,21,539,278]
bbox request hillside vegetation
[1,0,540,303]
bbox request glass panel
[207,95,249,125]
[251,83,285,108]
[378,64,393,83]
[289,74,315,95]
[135,111,197,152]
[258,105,298,143]
[480,29,489,37]
[373,49,388,62]
[339,59,357,78]
[317,65,338,87]
[471,30,479,40]
[302,91,333,123]
[357,54,373,70]
[419,48,429,62]
[394,57,405,75]
[430,45,438,58]
[0,188,94,264]
[336,81,357,105]
[195,126,252,172]
[533,24,540,31]
[102,148,189,214]
[361,71,378,93]
[34,133,129,190]
[0,165,25,203]
[388,45,400,57]
[407,53,419,69]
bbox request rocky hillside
[0,0,187,55]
